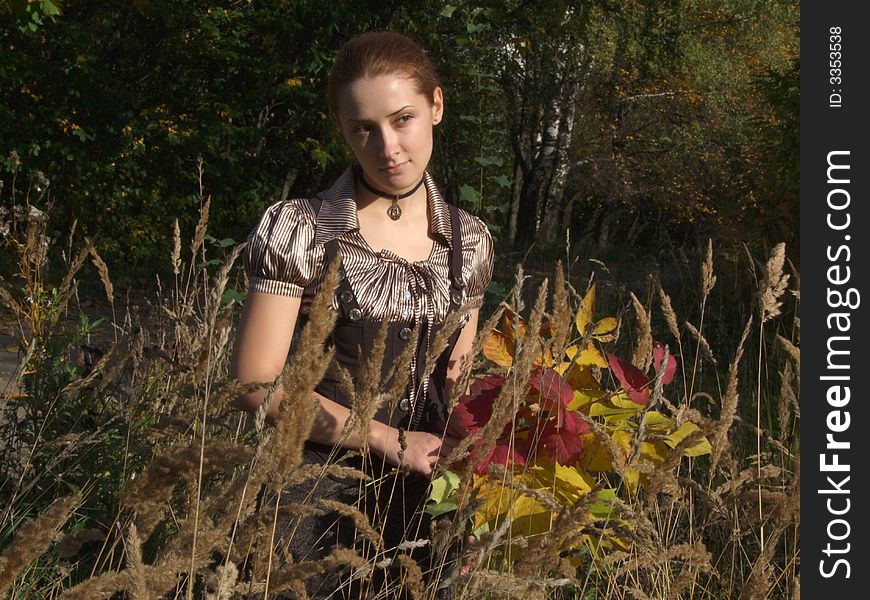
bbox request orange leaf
[482,330,515,367]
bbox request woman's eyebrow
[348,105,415,123]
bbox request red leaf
[539,419,586,464]
[606,352,650,405]
[558,409,590,436]
[653,342,677,385]
[529,368,573,412]
[455,375,503,431]
[473,436,530,475]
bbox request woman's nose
[378,127,400,160]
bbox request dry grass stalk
[204,563,238,600]
[125,523,149,600]
[777,334,800,387]
[550,261,573,354]
[260,258,340,490]
[395,553,425,600]
[122,441,252,539]
[657,283,681,343]
[710,316,752,474]
[268,547,367,596]
[59,332,133,396]
[58,556,188,600]
[447,300,506,414]
[190,195,211,259]
[513,490,598,580]
[0,277,26,318]
[701,239,717,299]
[642,431,705,498]
[205,243,245,338]
[612,542,711,583]
[0,492,81,595]
[777,362,798,440]
[453,279,548,490]
[343,320,390,446]
[54,237,95,323]
[758,242,789,323]
[684,320,717,366]
[714,464,783,498]
[320,499,384,549]
[172,218,182,275]
[89,245,114,304]
[630,292,652,371]
[463,570,570,597]
[56,528,105,560]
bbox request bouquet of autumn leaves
[428,277,712,562]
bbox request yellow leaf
[565,343,608,368]
[643,411,675,433]
[482,330,514,367]
[610,392,644,411]
[640,440,669,463]
[611,429,633,455]
[561,362,602,389]
[472,476,552,537]
[579,432,619,472]
[567,388,606,411]
[664,422,713,457]
[592,316,618,342]
[575,284,597,335]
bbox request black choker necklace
[356,168,425,221]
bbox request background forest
[1,1,800,599]
[1,0,798,269]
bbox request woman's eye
[396,114,414,125]
[352,125,370,135]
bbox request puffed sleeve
[243,199,319,297]
[463,216,494,309]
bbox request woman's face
[336,73,443,195]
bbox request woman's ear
[432,86,444,124]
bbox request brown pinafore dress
[277,198,466,598]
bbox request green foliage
[0,0,799,271]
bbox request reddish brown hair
[327,31,442,117]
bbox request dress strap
[313,193,362,321]
[447,202,465,310]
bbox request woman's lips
[380,161,409,175]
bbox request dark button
[455,275,465,288]
[399,327,413,341]
[399,398,410,411]
[451,290,463,305]
[348,308,362,321]
[340,290,354,303]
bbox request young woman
[231,32,493,596]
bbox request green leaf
[589,488,619,520]
[459,184,480,205]
[425,499,458,517]
[428,470,460,505]
[474,156,503,168]
[221,289,247,304]
[487,174,511,188]
[41,1,60,17]
[439,5,457,18]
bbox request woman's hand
[372,426,459,477]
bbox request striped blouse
[243,166,494,324]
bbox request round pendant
[387,202,402,220]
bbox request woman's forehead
[337,74,430,118]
